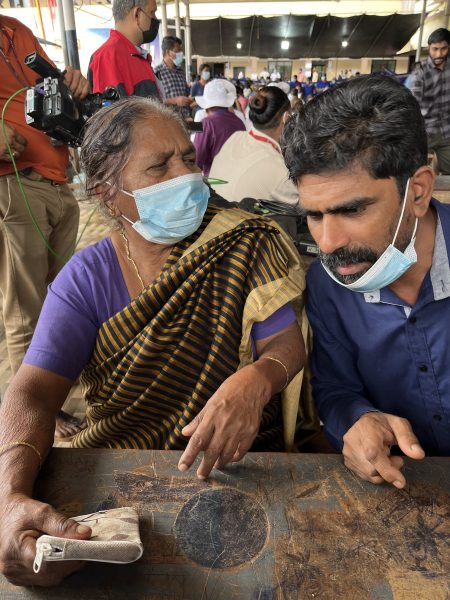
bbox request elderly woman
[0,97,316,586]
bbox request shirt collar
[249,127,281,152]
[426,55,450,72]
[364,199,450,304]
[110,29,151,61]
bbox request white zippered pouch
[34,507,143,573]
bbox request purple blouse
[193,108,246,176]
[24,237,296,380]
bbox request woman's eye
[184,157,196,165]
[149,162,166,170]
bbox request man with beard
[411,28,450,174]
[282,74,450,488]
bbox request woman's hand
[178,363,271,479]
[179,320,305,479]
[0,493,91,587]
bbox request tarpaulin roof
[191,13,423,58]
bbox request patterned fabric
[411,56,450,138]
[72,206,315,450]
[154,61,190,118]
[34,508,142,572]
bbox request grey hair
[80,97,187,225]
[113,0,147,22]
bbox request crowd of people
[0,0,449,586]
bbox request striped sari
[72,205,318,450]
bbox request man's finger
[365,449,406,488]
[389,417,425,460]
[13,131,27,146]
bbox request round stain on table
[174,488,268,568]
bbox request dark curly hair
[281,74,428,197]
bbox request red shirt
[0,16,68,182]
[88,30,160,98]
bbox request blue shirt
[306,199,450,455]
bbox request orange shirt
[0,16,68,182]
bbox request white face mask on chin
[321,178,419,294]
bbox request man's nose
[314,216,350,255]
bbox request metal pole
[415,0,427,63]
[56,0,69,66]
[184,0,192,82]
[61,0,80,70]
[160,0,168,38]
[174,0,181,39]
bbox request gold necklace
[120,227,145,291]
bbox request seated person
[282,74,450,489]
[0,97,316,586]
[209,86,299,206]
[193,79,246,175]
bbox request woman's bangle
[260,356,290,391]
[0,441,42,469]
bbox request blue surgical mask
[173,51,184,67]
[322,179,419,293]
[119,173,209,245]
[201,70,211,81]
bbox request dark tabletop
[1,449,449,600]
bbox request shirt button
[433,414,442,422]
[409,316,417,323]
[419,364,428,372]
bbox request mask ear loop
[392,178,419,248]
[104,181,135,223]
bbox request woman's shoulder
[72,236,115,266]
[53,237,118,294]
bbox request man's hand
[175,96,192,107]
[63,66,89,101]
[0,493,91,587]
[0,123,27,162]
[342,412,425,488]
[178,364,271,479]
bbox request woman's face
[113,117,200,223]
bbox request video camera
[24,52,119,147]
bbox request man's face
[297,165,416,284]
[429,41,449,68]
[169,42,182,60]
[138,0,157,25]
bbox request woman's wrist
[249,356,289,398]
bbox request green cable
[1,87,98,263]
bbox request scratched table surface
[1,450,449,600]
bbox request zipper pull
[33,542,53,573]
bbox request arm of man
[410,66,425,107]
[165,96,192,107]
[0,123,27,162]
[0,365,91,587]
[178,320,305,479]
[306,283,425,488]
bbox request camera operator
[0,15,88,439]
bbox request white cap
[268,81,290,95]
[195,79,237,109]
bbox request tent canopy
[191,13,422,58]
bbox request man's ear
[410,165,435,218]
